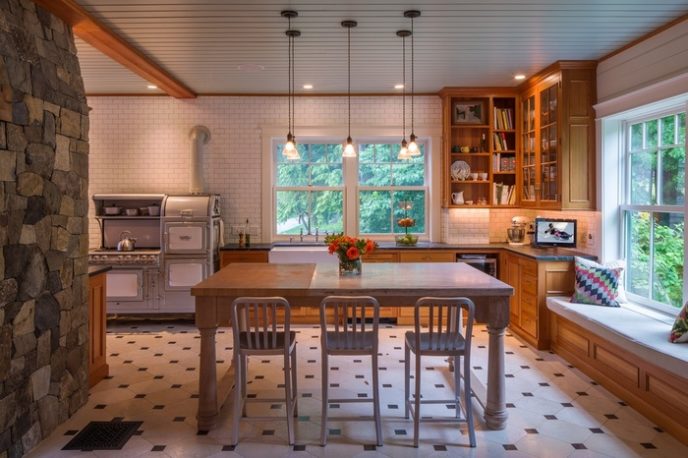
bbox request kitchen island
[191,262,513,432]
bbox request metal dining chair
[404,296,476,448]
[230,297,298,446]
[319,295,382,446]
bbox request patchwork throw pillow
[669,302,688,343]
[571,257,622,307]
[576,257,628,303]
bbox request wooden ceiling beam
[32,0,196,98]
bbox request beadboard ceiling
[74,0,688,95]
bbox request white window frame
[620,109,686,312]
[599,95,687,316]
[261,126,441,243]
[355,138,429,238]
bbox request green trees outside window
[274,141,427,237]
[625,112,685,308]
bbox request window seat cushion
[546,297,688,380]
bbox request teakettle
[117,231,137,251]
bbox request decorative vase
[338,258,362,276]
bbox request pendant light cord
[287,16,292,135]
[348,25,351,138]
[410,17,414,136]
[402,34,406,140]
[291,28,295,138]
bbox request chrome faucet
[299,228,304,242]
[315,227,319,243]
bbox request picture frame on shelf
[453,100,485,125]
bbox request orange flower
[328,242,338,254]
[346,246,360,260]
[365,239,375,253]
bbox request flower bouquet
[396,201,418,246]
[324,233,377,276]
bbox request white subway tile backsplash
[88,95,441,248]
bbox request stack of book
[493,182,516,205]
[494,107,514,130]
[493,132,510,151]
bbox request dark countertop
[88,265,112,277]
[221,243,273,251]
[222,241,596,261]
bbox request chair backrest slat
[231,297,291,353]
[414,297,475,353]
[320,296,380,351]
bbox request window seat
[546,297,687,379]
[546,296,688,446]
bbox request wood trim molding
[85,92,440,98]
[32,0,196,99]
[598,13,688,63]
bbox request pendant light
[282,10,300,160]
[341,20,358,158]
[397,29,411,160]
[405,10,421,156]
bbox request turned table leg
[485,324,508,429]
[197,326,218,431]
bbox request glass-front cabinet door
[539,84,559,202]
[521,94,536,203]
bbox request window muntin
[358,142,427,235]
[274,143,344,235]
[623,111,686,309]
[273,139,428,238]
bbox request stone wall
[0,1,89,457]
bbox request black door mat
[63,421,143,451]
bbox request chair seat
[405,331,466,353]
[324,331,376,352]
[239,331,296,350]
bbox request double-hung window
[622,111,686,309]
[272,138,428,238]
[358,142,426,235]
[274,142,345,235]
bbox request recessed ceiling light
[303,84,313,89]
[514,74,526,81]
[147,84,158,90]
[394,84,404,89]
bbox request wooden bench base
[549,312,688,446]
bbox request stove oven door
[107,269,144,302]
[164,258,208,291]
[164,222,208,255]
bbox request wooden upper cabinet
[518,61,597,210]
[439,88,519,209]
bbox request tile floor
[28,321,688,458]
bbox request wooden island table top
[191,262,514,433]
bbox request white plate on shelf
[451,160,471,181]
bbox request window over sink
[271,138,428,239]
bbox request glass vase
[338,258,362,276]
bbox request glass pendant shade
[342,136,356,158]
[408,133,420,156]
[398,139,409,160]
[282,133,299,160]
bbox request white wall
[87,95,441,247]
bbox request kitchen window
[272,138,428,238]
[621,110,686,310]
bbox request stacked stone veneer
[0,1,89,457]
